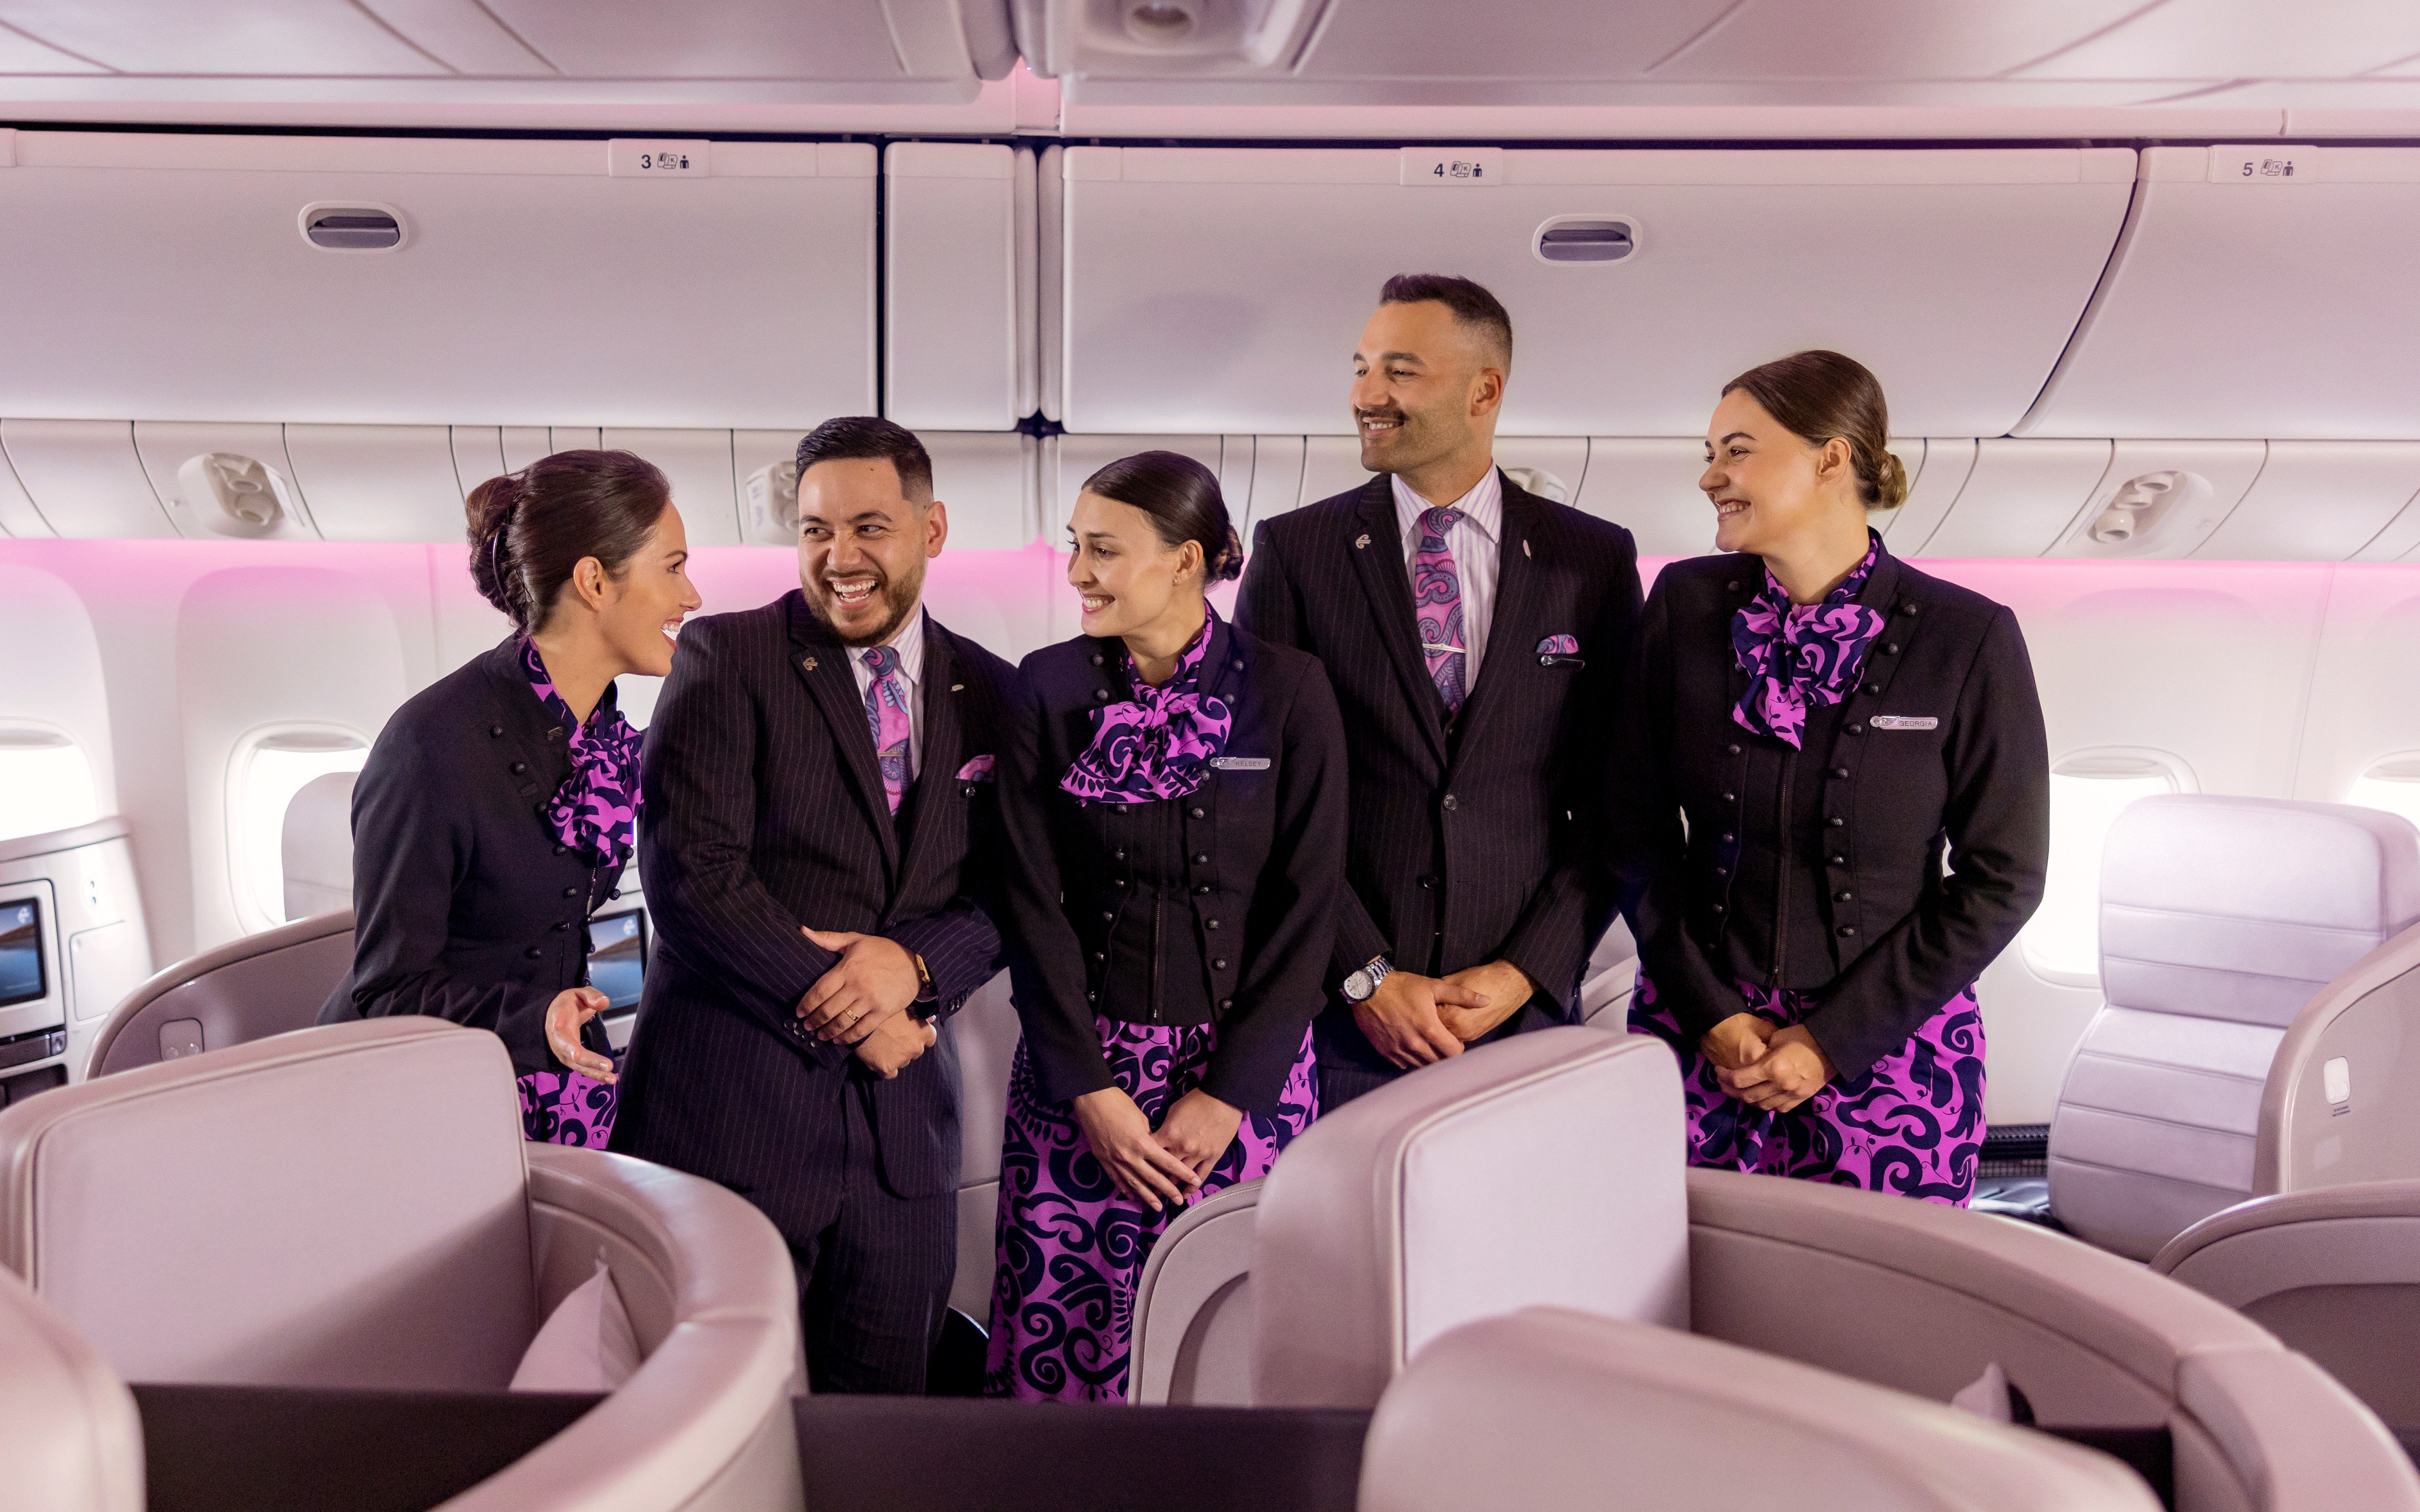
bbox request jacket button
[1231,660,1243,671]
[1214,959,1229,971]
[1836,890,1853,901]
[1100,910,1115,921]
[1720,832,1734,844]
[1861,682,1880,695]
[1114,849,1127,861]
[1094,688,1110,703]
[1720,791,1736,803]
[552,920,569,932]
[1725,580,1740,592]
[1900,603,1917,616]
[1204,919,1222,932]
[1091,652,1105,666]
[1826,816,1844,828]
[1193,853,1209,865]
[1726,744,1741,756]
[524,946,542,959]
[1832,767,1849,779]
[1837,926,1857,938]
[1715,866,1729,878]
[1087,991,1097,1003]
[1442,794,1458,811]
[1883,642,1900,655]
[1190,807,1206,820]
[1219,998,1234,1011]
[489,725,504,738]
[1845,723,1864,735]
[1829,853,1846,865]
[511,761,528,775]
[533,804,547,816]
[562,886,578,898]
[553,844,567,856]
[1712,902,1726,913]
[1113,878,1129,888]
[1194,884,1211,895]
[963,785,977,796]
[1092,951,1107,962]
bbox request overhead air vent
[299,203,405,252]
[1535,216,1639,265]
[742,458,801,546]
[1077,0,1316,67]
[175,452,291,538]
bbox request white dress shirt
[846,604,926,779]
[1391,467,1503,686]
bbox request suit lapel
[1347,476,1450,767]
[1449,477,1548,762]
[786,593,900,877]
[892,618,962,903]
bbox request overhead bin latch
[1534,216,1638,265]
[299,203,405,252]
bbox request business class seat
[1132,1026,2420,1509]
[1364,1308,2162,1512]
[0,1016,805,1512]
[2047,796,2420,1259]
[0,1263,143,1512]
[83,908,354,1078]
[2153,1180,2420,1460]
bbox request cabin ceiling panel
[1057,146,2133,439]
[2022,146,2420,440]
[2006,0,2420,80]
[1647,0,2154,82]
[0,0,452,75]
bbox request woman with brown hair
[321,450,701,1146]
[1609,351,2051,1205]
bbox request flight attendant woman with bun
[1610,352,2049,1205]
[322,451,701,1146]
[987,452,1346,1401]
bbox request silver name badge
[1210,756,1272,771]
[1871,715,1939,731]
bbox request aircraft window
[2020,751,2192,985]
[2347,756,2420,836]
[230,727,367,932]
[0,725,100,843]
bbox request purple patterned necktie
[860,644,912,815]
[1411,505,1468,716]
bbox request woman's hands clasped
[544,986,618,1083]
[1069,1084,1244,1212]
[1704,1013,1834,1115]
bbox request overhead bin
[601,430,742,549]
[0,133,877,429]
[286,426,462,544]
[2045,442,2268,561]
[1580,437,1928,560]
[1910,440,2113,559]
[1055,147,2134,437]
[133,423,318,543]
[886,143,1029,431]
[2023,147,2420,440]
[2203,443,2420,563]
[0,421,174,539]
[735,429,1037,551]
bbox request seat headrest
[0,1267,143,1512]
[1360,1308,2162,1512]
[2100,796,2420,1026]
[1250,1027,1686,1408]
[0,1017,536,1390]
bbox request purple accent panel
[1060,609,1234,806]
[860,644,913,815]
[1411,506,1467,715]
[1727,532,1887,749]
[517,1066,620,1147]
[1628,969,1986,1207]
[984,1017,1317,1402]
[520,637,643,866]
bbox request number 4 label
[1401,147,1505,186]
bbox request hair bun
[1212,523,1245,583]
[1870,447,1910,512]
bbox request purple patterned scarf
[520,638,642,868]
[1729,532,1886,749]
[1060,610,1233,805]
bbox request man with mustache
[611,416,1015,1393]
[1236,274,1643,1105]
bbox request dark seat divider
[133,1382,604,1512]
[796,1398,1370,1512]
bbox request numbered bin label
[1401,147,1506,186]
[607,140,713,178]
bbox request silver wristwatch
[1341,955,1394,1003]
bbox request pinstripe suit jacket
[609,590,1014,1229]
[1236,472,1642,1077]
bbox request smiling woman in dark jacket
[320,450,701,1146]
[987,451,1347,1403]
[1610,352,2050,1207]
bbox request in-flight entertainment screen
[0,900,45,1009]
[588,909,646,1011]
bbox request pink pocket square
[956,754,996,782]
[1536,634,1579,656]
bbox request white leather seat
[1363,1308,2161,1512]
[2050,796,2420,1259]
[947,969,1022,1322]
[2155,1180,2420,1453]
[0,1264,143,1512]
[280,770,356,923]
[0,1016,804,1512]
[1127,1178,1265,1406]
[84,908,355,1078]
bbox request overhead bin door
[0,134,876,430]
[1057,147,2134,438]
[887,143,1029,431]
[2022,147,2420,440]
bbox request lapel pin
[951,683,965,692]
[1522,539,1532,559]
[1354,533,1370,550]
[802,656,818,671]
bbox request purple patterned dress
[1629,533,1986,1205]
[512,638,641,1148]
[986,610,1320,1402]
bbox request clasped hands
[794,925,934,1079]
[1352,959,1535,1071]
[1072,1083,1244,1214]
[1701,1013,1834,1115]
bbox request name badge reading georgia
[1210,756,1272,771]
[1870,715,1939,731]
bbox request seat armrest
[2259,919,2420,1196]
